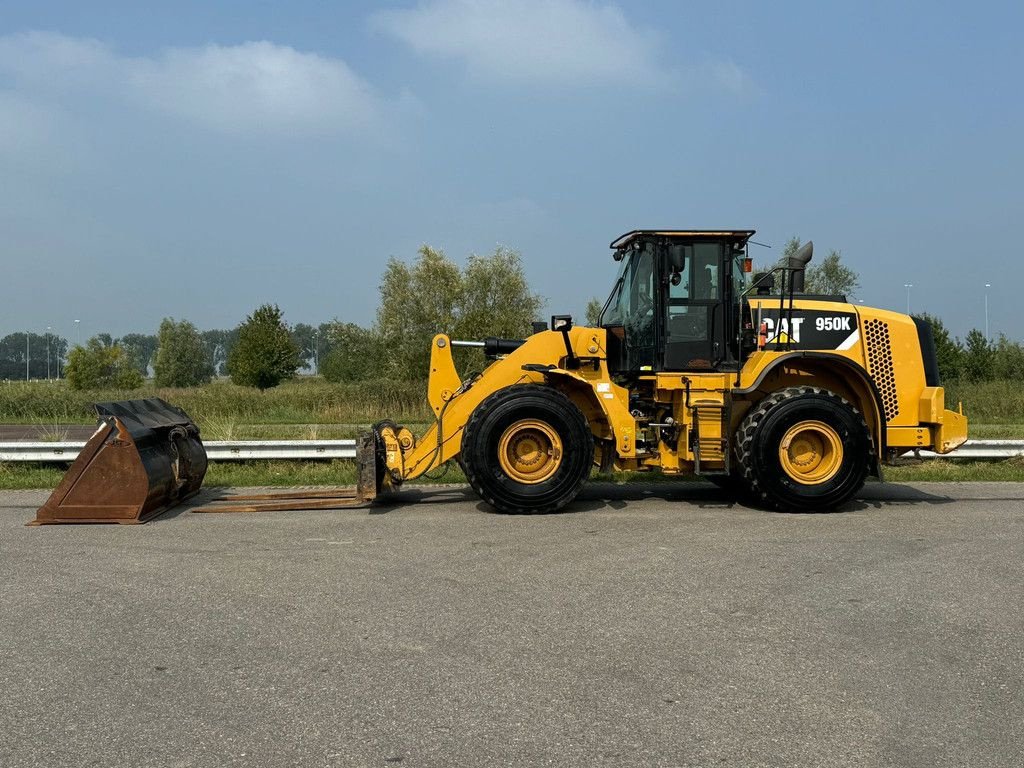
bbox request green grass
[5,457,1024,492]
[0,377,431,426]
[884,458,1024,482]
[944,380,1024,424]
[2,377,1023,437]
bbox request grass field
[1,376,1022,489]
[1,377,1021,435]
[0,377,431,436]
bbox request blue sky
[1,0,1021,342]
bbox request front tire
[735,386,872,512]
[461,385,593,514]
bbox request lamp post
[903,283,913,314]
[46,327,52,381]
[75,319,81,347]
[985,283,991,343]
[25,332,29,381]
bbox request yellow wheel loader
[366,229,967,513]
[34,228,969,524]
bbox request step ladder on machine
[690,400,731,476]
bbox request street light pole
[903,283,913,314]
[985,283,991,343]
[75,319,81,347]
[25,332,29,381]
[46,327,52,381]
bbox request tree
[806,249,859,296]
[154,318,213,388]
[65,338,143,390]
[914,313,963,382]
[377,245,463,378]
[227,304,301,389]
[992,334,1024,381]
[584,298,603,326]
[320,323,383,382]
[962,329,994,382]
[119,333,159,377]
[376,245,543,378]
[457,247,544,339]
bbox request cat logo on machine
[762,311,860,351]
[762,317,804,345]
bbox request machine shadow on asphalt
[345,481,960,518]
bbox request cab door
[662,242,725,370]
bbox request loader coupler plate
[30,398,207,525]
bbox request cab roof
[610,230,756,249]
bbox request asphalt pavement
[2,481,1023,768]
[0,424,95,440]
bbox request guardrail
[916,440,1024,459]
[0,438,1019,462]
[0,439,358,463]
[0,439,1021,464]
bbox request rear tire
[461,385,593,514]
[735,386,872,512]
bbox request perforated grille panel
[864,319,899,421]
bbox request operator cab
[600,229,755,374]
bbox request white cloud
[127,42,388,135]
[371,0,674,89]
[0,31,406,136]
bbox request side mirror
[667,244,686,272]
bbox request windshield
[600,244,656,327]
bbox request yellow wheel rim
[497,419,563,484]
[778,420,843,485]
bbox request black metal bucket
[31,398,208,525]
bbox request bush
[228,304,301,390]
[65,339,143,391]
[154,318,213,388]
[320,323,384,382]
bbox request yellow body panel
[379,299,967,485]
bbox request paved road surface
[0,424,95,440]
[2,482,1023,767]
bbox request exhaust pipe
[787,240,813,293]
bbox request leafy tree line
[0,332,69,380]
[11,237,1012,390]
[62,306,305,391]
[51,244,541,389]
[915,314,1022,383]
